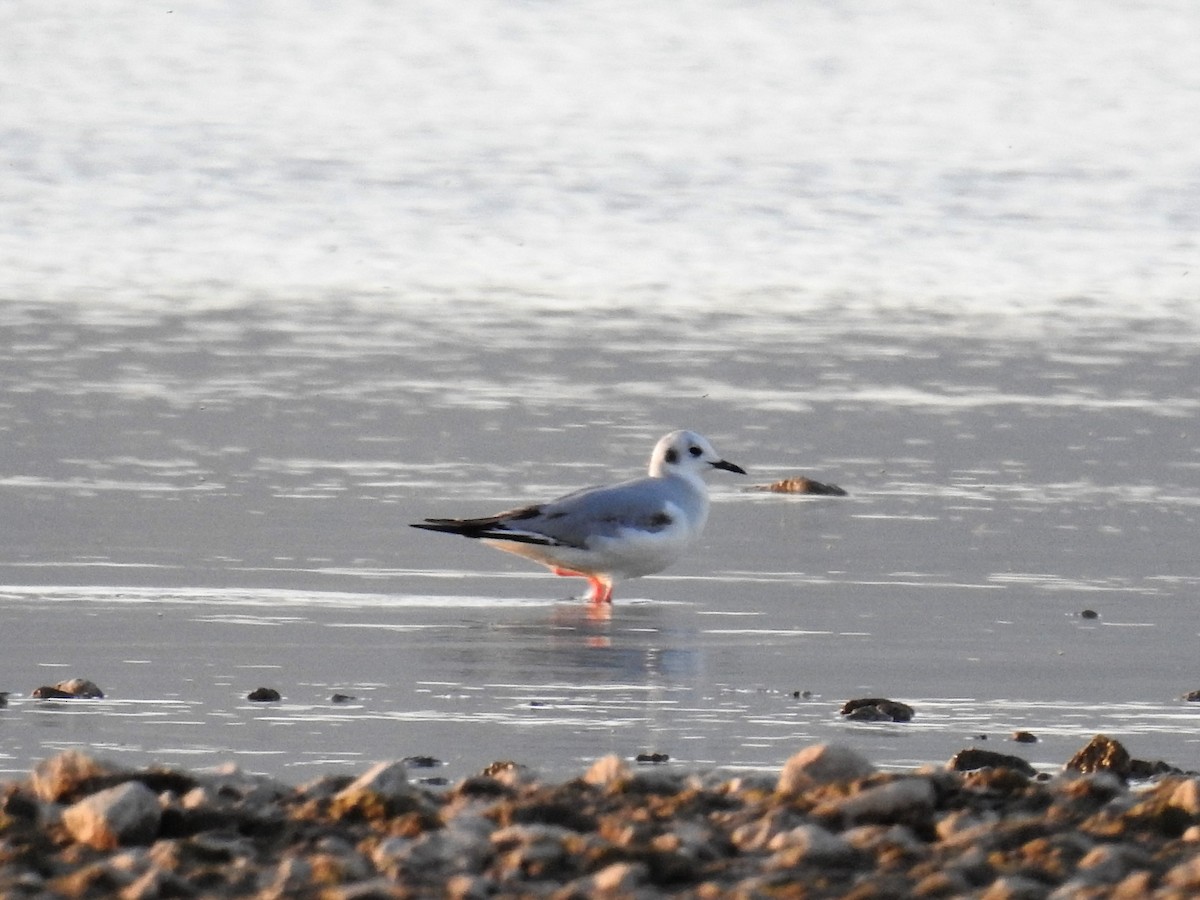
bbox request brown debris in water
[747,475,848,496]
[32,678,105,700]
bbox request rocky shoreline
[2,736,1200,898]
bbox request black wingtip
[410,519,472,535]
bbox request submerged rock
[636,752,670,764]
[403,755,442,769]
[31,686,75,700]
[841,697,915,722]
[948,748,1037,777]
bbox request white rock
[201,764,291,806]
[338,760,410,800]
[63,781,161,849]
[730,808,798,851]
[592,861,648,892]
[767,823,856,865]
[583,754,630,788]
[982,874,1051,899]
[445,874,496,900]
[260,855,313,897]
[31,750,121,802]
[819,777,935,823]
[1169,778,1200,815]
[777,744,875,793]
[1075,844,1147,883]
[1163,853,1200,888]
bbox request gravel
[2,735,1199,898]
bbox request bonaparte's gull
[411,430,746,603]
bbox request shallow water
[2,300,1199,782]
[2,2,1200,782]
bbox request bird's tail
[410,513,558,546]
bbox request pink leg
[551,567,613,604]
[586,577,613,605]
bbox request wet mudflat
[2,301,1199,785]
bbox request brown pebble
[1011,731,1038,744]
[1065,734,1131,778]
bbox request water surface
[2,1,1199,782]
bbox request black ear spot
[665,448,679,464]
[689,445,703,457]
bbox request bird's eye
[665,448,679,464]
[689,446,703,457]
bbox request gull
[411,430,746,603]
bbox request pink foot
[551,567,613,604]
[586,577,613,604]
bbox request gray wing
[412,476,699,548]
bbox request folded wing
[412,477,691,549]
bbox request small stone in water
[635,752,670,764]
[841,698,914,722]
[1183,690,1200,702]
[792,690,814,699]
[1080,608,1099,619]
[948,748,1036,776]
[404,755,442,768]
[247,687,281,702]
[1012,731,1039,743]
[330,693,356,703]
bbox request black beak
[711,459,747,475]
